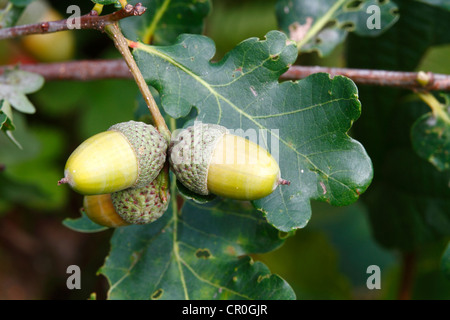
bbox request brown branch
[282,66,450,91]
[0,59,132,81]
[1,60,450,91]
[0,3,146,40]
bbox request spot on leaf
[151,288,164,300]
[195,248,212,259]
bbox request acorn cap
[108,121,168,188]
[111,174,170,225]
[169,123,228,195]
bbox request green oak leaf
[63,210,109,233]
[100,199,295,299]
[275,0,399,56]
[120,0,211,45]
[411,108,450,171]
[132,30,373,232]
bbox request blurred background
[0,0,449,299]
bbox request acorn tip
[58,177,69,185]
[278,178,290,186]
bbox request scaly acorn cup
[59,121,168,195]
[169,123,289,200]
[111,169,170,225]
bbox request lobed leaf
[100,200,295,300]
[132,30,373,232]
[411,111,450,172]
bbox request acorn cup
[83,169,170,227]
[168,123,289,200]
[59,121,168,195]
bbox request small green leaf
[120,0,212,45]
[0,100,14,131]
[5,130,22,149]
[0,69,44,114]
[411,111,450,171]
[176,179,216,204]
[63,211,109,233]
[6,91,36,114]
[0,100,22,149]
[0,69,44,94]
[276,0,399,56]
[100,200,295,299]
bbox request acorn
[83,172,170,227]
[83,194,130,228]
[59,121,168,195]
[168,123,289,200]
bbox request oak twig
[0,3,145,40]
[1,60,449,92]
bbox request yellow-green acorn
[59,121,168,195]
[168,123,289,200]
[83,194,130,228]
[83,173,170,227]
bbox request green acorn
[169,123,289,200]
[59,121,168,195]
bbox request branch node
[40,22,49,32]
[124,4,134,13]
